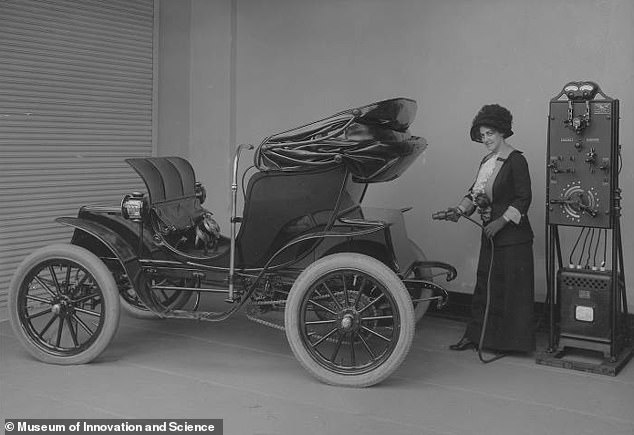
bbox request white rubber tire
[9,244,120,365]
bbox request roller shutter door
[0,0,156,311]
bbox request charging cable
[433,209,506,363]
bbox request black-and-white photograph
[1,0,633,434]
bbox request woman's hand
[445,207,461,222]
[484,217,506,238]
[432,207,461,222]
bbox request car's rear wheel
[285,253,414,387]
[115,272,192,319]
[8,244,120,365]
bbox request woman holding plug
[441,104,535,353]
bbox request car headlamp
[195,182,206,205]
[121,192,146,222]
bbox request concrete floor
[1,309,634,435]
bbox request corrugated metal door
[0,0,156,310]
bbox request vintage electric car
[8,98,456,387]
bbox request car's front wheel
[285,253,414,387]
[8,244,120,365]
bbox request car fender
[56,217,146,298]
[321,239,397,271]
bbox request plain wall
[157,0,190,157]
[158,0,234,222]
[159,0,634,309]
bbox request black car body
[9,98,455,387]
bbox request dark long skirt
[464,237,535,353]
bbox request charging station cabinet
[537,81,632,375]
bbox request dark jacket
[485,150,534,246]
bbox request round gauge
[557,181,600,223]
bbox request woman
[444,104,535,353]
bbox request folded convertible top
[253,98,427,183]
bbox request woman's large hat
[470,104,513,142]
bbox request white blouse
[458,148,521,224]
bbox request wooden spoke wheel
[9,244,120,364]
[285,253,414,387]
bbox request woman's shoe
[449,337,477,351]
